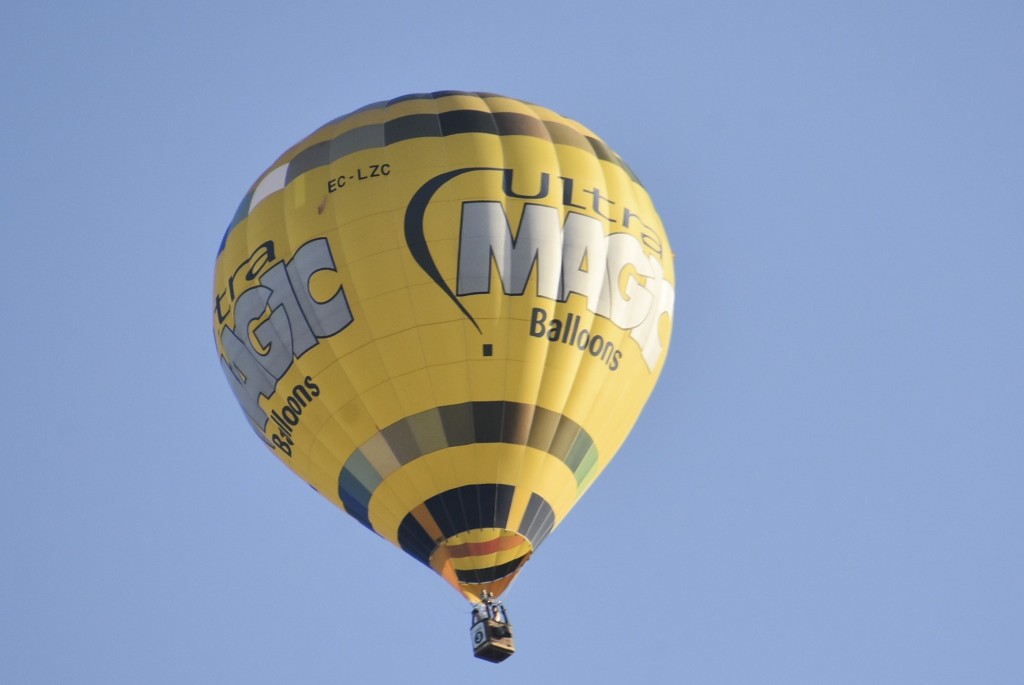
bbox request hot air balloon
[213,91,674,661]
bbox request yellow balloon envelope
[213,91,674,602]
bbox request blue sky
[2,2,1022,683]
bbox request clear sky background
[2,2,1022,683]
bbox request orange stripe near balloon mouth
[430,537,533,602]
[445,534,528,559]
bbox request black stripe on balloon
[396,484,525,563]
[518,493,556,549]
[395,492,554,571]
[454,555,529,585]
[586,135,617,164]
[494,111,551,139]
[471,401,505,443]
[397,516,436,565]
[338,401,597,521]
[424,484,515,538]
[381,109,627,172]
[385,113,442,144]
[440,109,499,136]
[388,91,439,105]
[286,140,331,184]
[221,92,643,251]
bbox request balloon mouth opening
[429,529,533,602]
